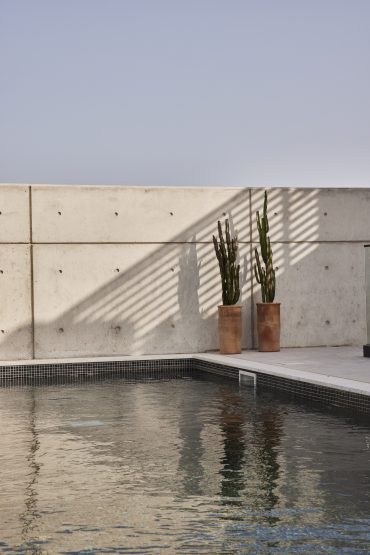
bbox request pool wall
[1,355,370,414]
[0,184,369,360]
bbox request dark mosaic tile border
[193,359,239,380]
[0,358,193,387]
[193,359,370,415]
[1,356,370,414]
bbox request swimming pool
[1,373,370,553]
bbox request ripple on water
[0,376,370,553]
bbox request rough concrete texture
[0,184,369,359]
[252,242,366,348]
[366,246,370,344]
[251,188,370,242]
[0,245,32,359]
[33,243,252,357]
[32,186,251,243]
[0,185,30,242]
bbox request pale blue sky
[1,0,370,187]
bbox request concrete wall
[0,184,368,359]
[0,186,32,359]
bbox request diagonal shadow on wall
[30,189,252,357]
[0,185,367,360]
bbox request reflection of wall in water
[280,410,370,518]
[0,389,35,543]
[2,380,370,550]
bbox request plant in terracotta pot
[213,219,242,354]
[254,191,280,352]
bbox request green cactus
[213,219,240,305]
[254,191,276,302]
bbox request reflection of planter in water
[257,303,280,352]
[218,305,242,354]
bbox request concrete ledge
[195,348,370,397]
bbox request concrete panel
[0,185,30,242]
[252,242,366,347]
[33,243,252,358]
[0,245,32,359]
[251,188,370,242]
[32,186,251,243]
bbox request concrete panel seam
[30,245,35,359]
[29,187,35,359]
[29,241,370,245]
[29,185,33,244]
[248,188,255,349]
[30,241,255,246]
[251,240,370,244]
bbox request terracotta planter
[218,305,242,354]
[256,303,280,352]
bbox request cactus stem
[254,191,276,303]
[213,219,240,306]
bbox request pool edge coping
[0,350,370,399]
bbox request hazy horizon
[1,1,369,188]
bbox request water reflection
[19,387,42,554]
[177,402,205,496]
[218,386,283,519]
[253,404,283,513]
[219,387,246,504]
[0,376,370,554]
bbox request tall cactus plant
[213,219,240,305]
[254,191,276,302]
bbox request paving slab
[196,346,370,397]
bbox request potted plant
[213,219,242,354]
[254,191,280,352]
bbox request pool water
[1,374,370,554]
